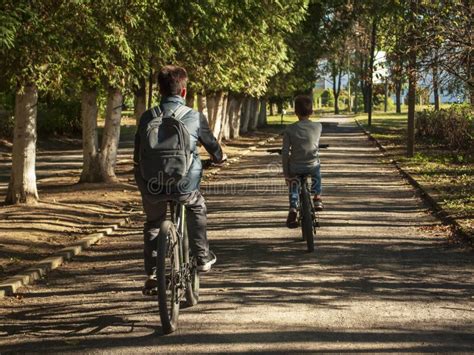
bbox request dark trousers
[140,190,209,276]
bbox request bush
[374,94,395,111]
[0,110,14,139]
[37,97,82,137]
[320,89,334,107]
[416,105,473,152]
[0,92,14,138]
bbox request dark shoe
[197,251,217,272]
[313,197,324,211]
[142,277,158,296]
[286,209,299,229]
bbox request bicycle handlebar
[201,158,227,169]
[267,144,329,155]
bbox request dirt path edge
[355,118,472,246]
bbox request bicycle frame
[298,176,319,228]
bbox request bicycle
[268,144,328,252]
[156,200,199,334]
[155,158,225,334]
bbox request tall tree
[62,0,172,183]
[406,0,418,157]
[1,1,66,204]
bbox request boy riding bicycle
[282,95,323,229]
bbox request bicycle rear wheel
[300,187,315,252]
[157,220,180,334]
[182,210,199,306]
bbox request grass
[356,111,473,240]
[267,114,299,126]
[266,110,333,126]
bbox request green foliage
[0,3,22,51]
[59,0,159,91]
[416,106,473,152]
[165,0,308,96]
[0,1,67,91]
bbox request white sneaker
[197,251,217,272]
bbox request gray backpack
[139,105,193,186]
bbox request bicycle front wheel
[157,220,180,334]
[300,188,315,252]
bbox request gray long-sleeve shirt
[282,119,322,177]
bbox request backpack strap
[151,106,161,120]
[172,105,192,121]
[151,104,191,122]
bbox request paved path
[0,117,472,352]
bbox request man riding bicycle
[282,95,324,229]
[133,65,226,293]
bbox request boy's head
[294,95,313,119]
[157,65,188,97]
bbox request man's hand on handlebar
[212,153,228,167]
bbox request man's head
[157,65,188,98]
[294,95,313,119]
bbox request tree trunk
[197,94,208,118]
[276,100,283,114]
[347,72,352,112]
[332,68,339,115]
[248,97,260,131]
[432,64,440,111]
[407,73,416,157]
[79,89,101,183]
[212,91,225,138]
[230,95,243,139]
[354,90,358,113]
[240,97,252,134]
[367,18,377,126]
[258,98,267,127]
[221,94,233,141]
[333,66,342,115]
[134,78,147,125]
[5,84,39,204]
[395,80,402,113]
[407,0,417,158]
[186,87,195,109]
[269,102,274,116]
[218,93,230,141]
[384,78,389,112]
[359,56,369,113]
[206,93,217,130]
[148,69,154,109]
[99,88,123,182]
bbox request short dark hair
[157,65,188,96]
[294,95,313,117]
